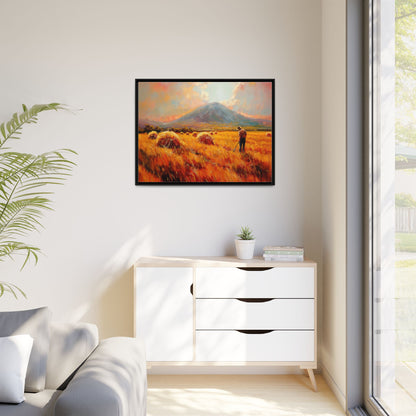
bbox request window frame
[364,1,397,415]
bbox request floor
[147,374,345,416]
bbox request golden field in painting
[138,131,272,183]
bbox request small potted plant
[235,226,256,260]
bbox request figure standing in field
[237,126,247,152]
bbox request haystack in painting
[157,131,180,149]
[197,132,214,145]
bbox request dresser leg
[306,369,318,392]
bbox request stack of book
[263,246,304,262]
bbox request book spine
[263,255,304,262]
[263,250,304,255]
[263,246,304,251]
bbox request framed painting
[135,79,275,185]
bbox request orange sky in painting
[138,81,272,122]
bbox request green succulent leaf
[236,226,255,240]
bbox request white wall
[321,0,347,410]
[0,0,322,343]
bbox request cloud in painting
[221,82,273,119]
[138,82,209,122]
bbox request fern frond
[0,241,40,269]
[0,150,76,229]
[0,103,76,299]
[0,281,27,299]
[0,103,65,150]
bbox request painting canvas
[135,79,275,185]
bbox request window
[368,1,416,415]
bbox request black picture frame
[135,78,275,185]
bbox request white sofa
[0,308,147,416]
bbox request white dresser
[134,256,317,391]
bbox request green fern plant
[236,226,255,240]
[0,103,76,298]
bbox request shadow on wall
[97,267,134,339]
[76,226,153,339]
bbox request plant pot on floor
[235,239,256,260]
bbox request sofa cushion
[0,390,61,416]
[0,307,51,393]
[0,335,33,403]
[45,322,99,390]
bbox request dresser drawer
[195,330,314,362]
[196,298,314,330]
[195,266,314,298]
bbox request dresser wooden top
[134,256,316,268]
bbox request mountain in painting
[165,102,271,130]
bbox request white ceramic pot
[235,239,256,260]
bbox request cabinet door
[135,267,193,361]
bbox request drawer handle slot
[237,267,274,271]
[190,284,193,295]
[236,330,274,335]
[236,298,274,303]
